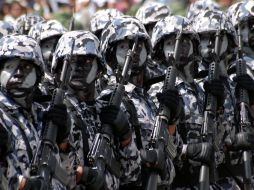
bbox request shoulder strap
[122,96,143,150]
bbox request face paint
[116,39,147,68]
[69,56,98,90]
[41,37,58,69]
[0,59,37,97]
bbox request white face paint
[116,39,147,68]
[41,37,58,67]
[163,37,193,60]
[220,35,228,56]
[86,59,98,84]
[0,58,37,95]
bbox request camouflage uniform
[100,15,175,188]
[0,21,15,39]
[0,34,66,190]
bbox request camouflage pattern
[62,95,121,189]
[15,14,45,35]
[186,0,221,20]
[0,34,44,73]
[135,2,171,26]
[100,15,152,61]
[0,21,15,39]
[151,15,200,60]
[192,9,237,46]
[52,31,102,73]
[99,77,175,186]
[0,91,66,190]
[227,1,254,27]
[28,20,67,43]
[89,9,123,35]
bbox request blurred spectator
[0,2,11,20]
[4,1,27,24]
[75,0,91,30]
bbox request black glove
[23,176,48,190]
[226,132,254,151]
[0,126,12,159]
[203,79,225,107]
[186,143,213,164]
[140,149,167,180]
[156,89,181,123]
[44,104,70,143]
[234,74,254,104]
[100,105,131,142]
[79,166,104,190]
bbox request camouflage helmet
[0,21,15,39]
[135,2,171,26]
[28,20,67,43]
[227,1,254,27]
[100,15,151,62]
[152,15,200,60]
[15,14,45,35]
[193,9,237,46]
[187,0,221,20]
[0,34,44,73]
[52,31,102,72]
[89,9,123,35]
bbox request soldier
[15,14,45,35]
[100,15,176,189]
[89,8,123,40]
[0,34,69,190]
[227,1,254,71]
[29,19,67,96]
[51,30,135,190]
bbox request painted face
[0,58,37,97]
[69,56,98,90]
[116,39,148,68]
[163,35,193,64]
[41,37,59,70]
[241,20,254,56]
[200,33,228,63]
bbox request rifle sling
[0,102,33,162]
[122,96,143,150]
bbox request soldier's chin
[9,90,26,98]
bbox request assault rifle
[87,36,139,186]
[199,19,222,190]
[146,22,183,190]
[234,18,252,190]
[30,40,75,189]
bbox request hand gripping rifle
[235,18,252,190]
[87,36,139,186]
[146,23,184,190]
[31,40,75,189]
[199,20,222,190]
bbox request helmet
[0,34,44,73]
[0,21,15,39]
[28,20,67,43]
[192,9,237,46]
[152,15,200,60]
[187,0,221,20]
[100,15,151,63]
[89,9,123,36]
[135,2,171,26]
[15,14,45,35]
[227,1,254,27]
[52,31,102,72]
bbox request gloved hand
[156,89,182,123]
[186,143,213,164]
[234,74,254,104]
[79,166,104,190]
[225,132,254,151]
[0,126,11,158]
[44,104,70,143]
[23,176,48,190]
[100,105,131,142]
[140,148,167,180]
[203,79,225,107]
